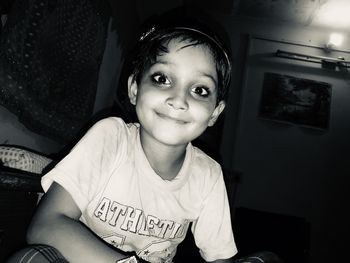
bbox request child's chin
[155,133,190,147]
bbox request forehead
[160,36,215,57]
[156,38,216,67]
[154,38,218,79]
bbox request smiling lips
[156,112,188,124]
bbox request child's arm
[27,182,130,263]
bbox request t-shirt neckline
[134,127,192,190]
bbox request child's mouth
[156,112,188,124]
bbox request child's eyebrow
[153,59,172,65]
[199,72,218,87]
[147,60,171,70]
[151,57,217,84]
[151,62,217,86]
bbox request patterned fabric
[0,145,52,174]
[0,0,109,143]
[7,245,68,263]
[8,245,283,263]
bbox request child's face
[128,38,225,147]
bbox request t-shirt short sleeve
[41,117,127,212]
[191,166,237,261]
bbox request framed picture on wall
[259,72,332,129]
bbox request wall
[219,16,350,263]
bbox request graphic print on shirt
[137,240,177,263]
[94,197,189,262]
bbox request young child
[8,10,237,263]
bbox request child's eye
[191,86,210,97]
[151,73,171,85]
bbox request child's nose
[166,90,189,111]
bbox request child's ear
[127,75,138,105]
[208,101,226,127]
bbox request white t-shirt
[42,117,237,262]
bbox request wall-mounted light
[276,49,350,70]
[325,33,343,52]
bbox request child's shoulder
[94,116,127,127]
[87,117,139,143]
[190,145,222,174]
[94,117,139,131]
[189,145,224,194]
